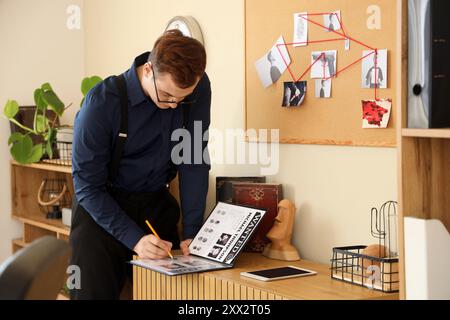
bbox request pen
[145,220,174,259]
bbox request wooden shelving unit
[10,160,73,254]
[11,160,72,174]
[396,0,450,299]
[402,128,450,139]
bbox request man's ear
[144,62,153,78]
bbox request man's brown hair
[149,29,206,89]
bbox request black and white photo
[255,36,291,88]
[315,79,332,98]
[207,246,223,259]
[311,50,337,79]
[293,12,308,47]
[216,233,232,246]
[282,81,307,107]
[361,49,387,89]
[323,11,341,32]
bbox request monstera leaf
[41,83,64,116]
[80,76,102,107]
[4,100,19,119]
[8,133,43,164]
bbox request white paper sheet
[310,50,337,79]
[293,12,308,47]
[323,11,342,32]
[255,36,291,88]
[361,49,388,89]
[315,79,332,98]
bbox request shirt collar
[124,51,151,107]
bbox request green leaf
[40,83,64,116]
[80,97,85,108]
[4,99,19,119]
[35,115,49,133]
[28,144,44,163]
[47,127,57,143]
[45,128,57,159]
[34,88,47,111]
[46,139,53,159]
[42,90,64,116]
[8,132,24,146]
[41,83,53,92]
[81,76,102,96]
[10,135,33,164]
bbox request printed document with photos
[130,202,267,276]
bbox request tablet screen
[246,266,314,278]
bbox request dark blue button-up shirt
[72,52,211,250]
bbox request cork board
[244,0,399,147]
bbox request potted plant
[3,76,102,165]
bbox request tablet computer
[240,266,317,281]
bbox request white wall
[0,0,84,261]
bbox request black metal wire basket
[330,245,399,293]
[330,201,399,293]
[37,179,72,220]
[42,127,73,166]
[43,141,72,166]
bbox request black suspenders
[107,74,128,187]
[107,73,189,188]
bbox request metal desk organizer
[42,126,73,167]
[37,179,72,220]
[330,201,399,293]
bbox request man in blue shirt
[69,30,211,299]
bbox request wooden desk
[132,253,398,300]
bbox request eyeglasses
[150,64,197,106]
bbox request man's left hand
[180,239,193,256]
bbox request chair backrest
[0,236,70,300]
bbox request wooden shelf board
[12,214,70,236]
[402,128,450,139]
[11,160,72,174]
[12,238,27,248]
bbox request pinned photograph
[282,81,307,107]
[315,79,332,98]
[362,99,392,128]
[311,50,337,79]
[323,11,342,32]
[255,36,291,88]
[362,49,387,89]
[293,12,308,47]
